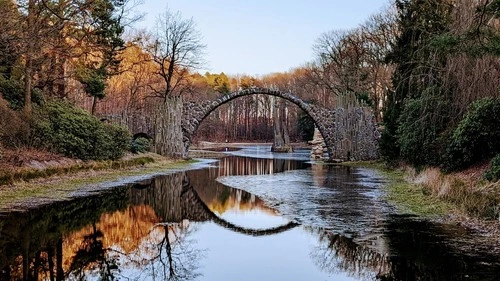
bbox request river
[0,145,498,280]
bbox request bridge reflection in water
[0,156,498,280]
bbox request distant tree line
[0,0,498,173]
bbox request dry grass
[340,161,456,217]
[0,147,189,186]
[0,153,156,186]
[408,166,500,220]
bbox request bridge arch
[181,178,300,237]
[182,87,336,159]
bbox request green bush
[0,96,29,147]
[444,97,500,171]
[0,78,24,110]
[396,90,450,167]
[484,154,500,182]
[131,137,151,153]
[31,101,131,160]
[0,77,43,110]
[104,124,131,159]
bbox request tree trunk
[48,247,55,281]
[56,238,63,281]
[91,96,97,115]
[282,102,291,146]
[24,50,33,116]
[24,0,36,116]
[55,55,66,98]
[154,96,184,158]
[272,98,293,152]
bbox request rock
[271,145,294,153]
[28,160,45,170]
[309,127,326,160]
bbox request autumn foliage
[0,0,498,172]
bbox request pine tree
[380,0,453,163]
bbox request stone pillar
[153,96,184,158]
[309,127,327,160]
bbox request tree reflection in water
[307,227,390,280]
[152,222,202,281]
[1,155,499,280]
[68,223,119,280]
[64,173,206,281]
[65,220,203,281]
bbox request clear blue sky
[134,0,391,76]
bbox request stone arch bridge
[182,87,379,161]
[107,87,379,161]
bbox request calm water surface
[0,145,499,280]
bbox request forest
[0,0,499,179]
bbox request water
[0,146,499,280]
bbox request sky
[134,0,391,76]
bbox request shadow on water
[0,155,498,280]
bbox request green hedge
[396,90,450,167]
[31,101,131,160]
[444,97,500,171]
[484,154,500,182]
[0,77,43,110]
[131,137,151,154]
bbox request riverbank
[0,151,200,211]
[0,143,280,211]
[341,161,500,242]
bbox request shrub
[396,90,450,167]
[31,101,131,160]
[0,96,29,147]
[0,77,43,110]
[444,97,500,171]
[131,137,151,154]
[103,124,131,159]
[484,154,500,182]
[0,78,25,110]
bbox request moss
[384,174,454,217]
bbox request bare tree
[311,29,367,96]
[144,9,206,99]
[358,7,398,121]
[142,8,206,157]
[309,6,397,121]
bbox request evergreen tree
[76,0,126,115]
[381,0,453,163]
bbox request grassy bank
[341,161,499,221]
[0,156,155,185]
[407,166,499,220]
[0,153,198,209]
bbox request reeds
[410,167,500,220]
